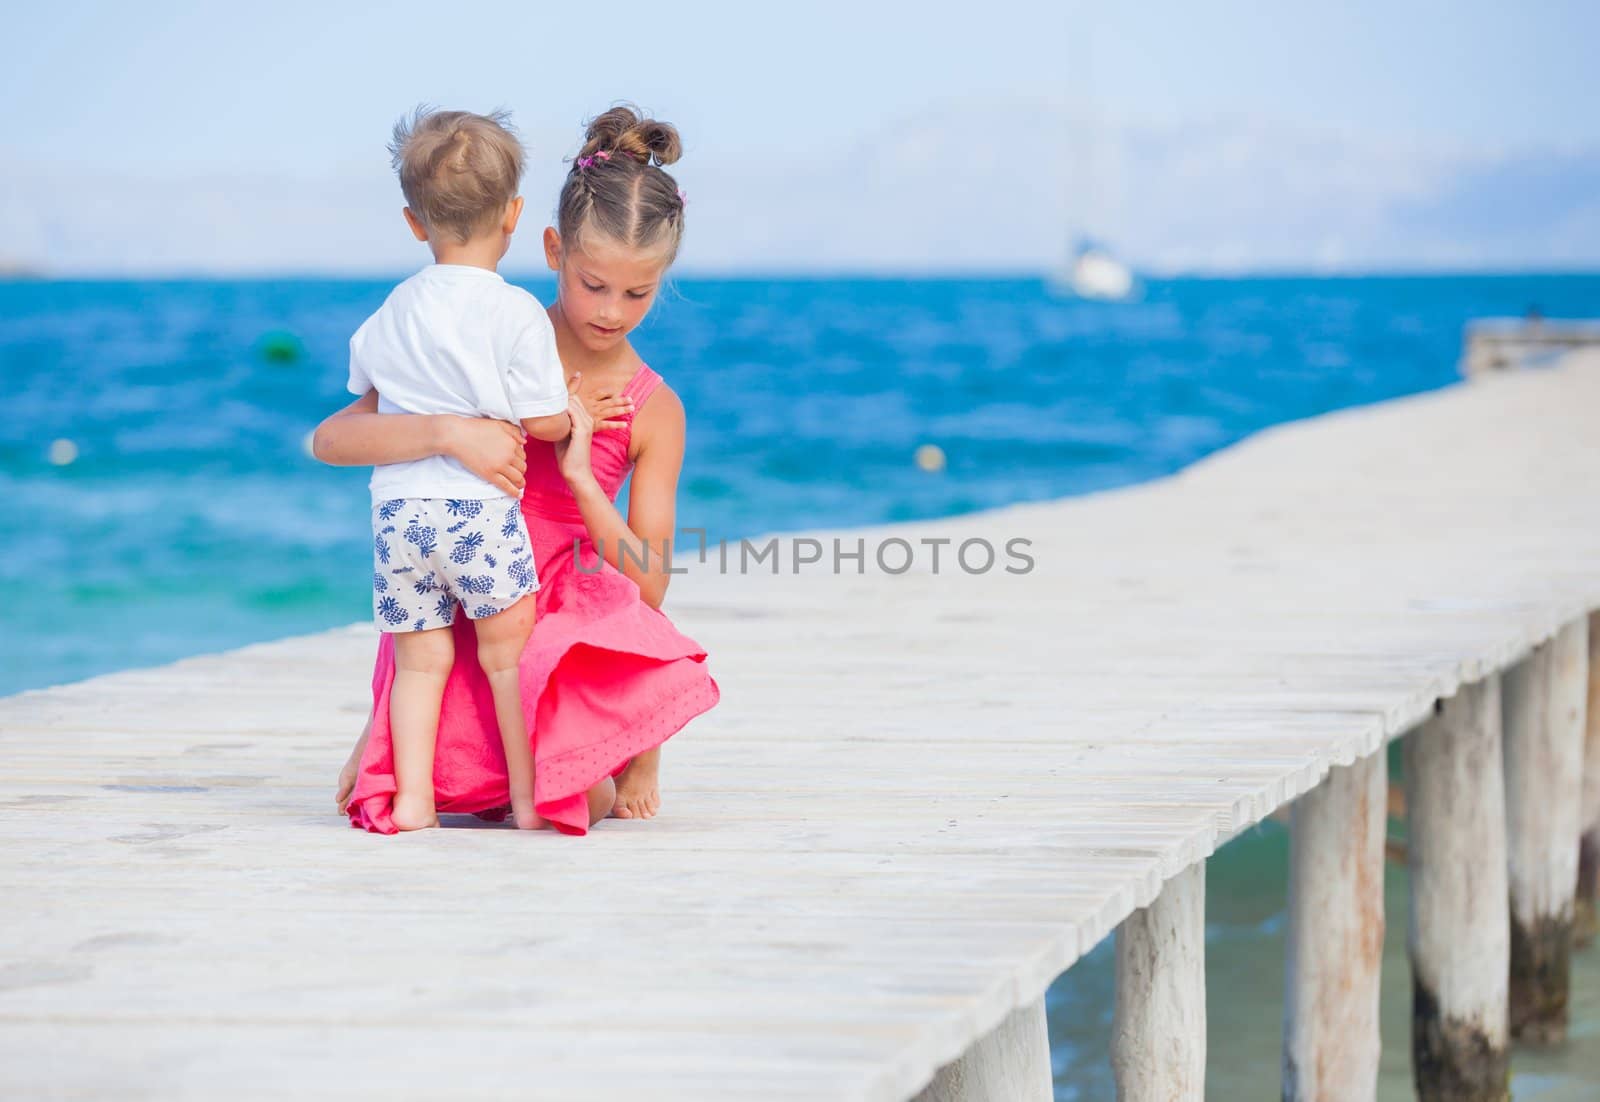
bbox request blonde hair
[557,104,686,264]
[388,106,525,244]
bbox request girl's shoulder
[628,372,685,463]
[633,371,683,426]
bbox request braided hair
[557,105,687,264]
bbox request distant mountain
[4,101,1596,275]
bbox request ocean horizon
[9,264,1600,282]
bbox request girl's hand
[555,373,597,485]
[575,375,633,431]
[442,416,527,497]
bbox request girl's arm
[561,386,687,611]
[312,389,528,496]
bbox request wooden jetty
[1460,317,1600,377]
[3,348,1599,1100]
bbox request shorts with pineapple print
[370,497,539,633]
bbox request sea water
[3,272,1598,1096]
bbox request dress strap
[625,364,664,412]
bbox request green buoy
[257,330,305,365]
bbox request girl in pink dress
[315,106,719,835]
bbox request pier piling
[1579,613,1600,947]
[910,998,1051,1102]
[1503,621,1589,1043]
[1282,753,1386,1101]
[1405,677,1511,1102]
[1112,863,1206,1101]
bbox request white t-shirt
[346,264,569,501]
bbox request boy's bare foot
[391,793,439,831]
[611,748,662,819]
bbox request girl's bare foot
[335,720,373,815]
[336,759,358,815]
[611,747,662,819]
[391,792,439,831]
[511,797,545,831]
[587,775,617,827]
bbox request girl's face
[544,227,670,354]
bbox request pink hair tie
[677,187,688,205]
[575,150,612,171]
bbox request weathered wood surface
[3,351,1599,1099]
[1579,613,1600,945]
[910,997,1051,1102]
[1112,864,1206,1100]
[1502,621,1588,1043]
[1283,753,1386,1101]
[1405,679,1510,1101]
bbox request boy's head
[388,107,525,251]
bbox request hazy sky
[7,0,1596,172]
[5,2,1597,273]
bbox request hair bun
[580,104,682,167]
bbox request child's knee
[475,638,521,678]
[472,598,536,675]
[474,623,527,677]
[392,628,455,677]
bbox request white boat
[1052,238,1139,302]
[1052,4,1138,305]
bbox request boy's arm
[319,330,439,467]
[313,389,528,496]
[521,410,572,442]
[505,306,571,438]
[314,388,461,464]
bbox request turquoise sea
[3,272,1598,1096]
